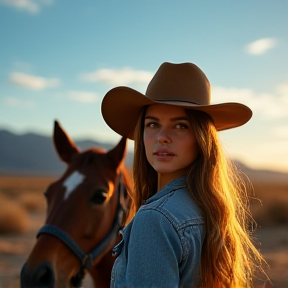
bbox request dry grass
[0,175,54,234]
[0,175,287,234]
[16,192,46,212]
[0,175,55,195]
[0,194,30,234]
[0,174,287,287]
[250,181,288,227]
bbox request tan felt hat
[101,62,252,139]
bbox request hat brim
[101,86,252,140]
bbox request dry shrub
[17,192,46,213]
[0,175,55,195]
[250,181,288,227]
[0,175,50,214]
[0,193,30,234]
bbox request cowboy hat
[101,62,252,139]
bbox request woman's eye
[90,189,108,204]
[175,123,188,129]
[145,122,158,128]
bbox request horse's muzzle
[20,262,55,288]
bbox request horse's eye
[90,189,108,204]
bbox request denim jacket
[111,176,205,288]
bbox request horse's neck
[89,250,115,288]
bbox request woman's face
[144,104,199,180]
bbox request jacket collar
[143,176,187,205]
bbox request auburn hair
[126,107,266,288]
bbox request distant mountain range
[0,129,287,183]
[0,129,133,177]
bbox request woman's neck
[157,170,187,192]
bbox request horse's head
[21,121,132,288]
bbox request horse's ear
[107,137,127,168]
[53,120,80,164]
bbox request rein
[36,173,127,287]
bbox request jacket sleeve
[125,208,182,287]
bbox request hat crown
[145,62,211,105]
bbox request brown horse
[20,121,132,288]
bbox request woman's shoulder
[141,186,204,229]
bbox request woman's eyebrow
[144,116,158,121]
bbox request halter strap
[37,173,126,271]
[37,224,92,267]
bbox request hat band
[152,99,200,105]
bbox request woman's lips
[153,149,175,159]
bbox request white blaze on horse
[20,121,132,288]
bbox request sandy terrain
[1,210,288,288]
[0,175,288,287]
[0,210,93,288]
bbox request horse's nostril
[71,268,85,288]
[20,263,55,288]
[33,264,54,287]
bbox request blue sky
[0,0,287,172]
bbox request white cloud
[212,83,288,120]
[67,91,99,103]
[81,67,154,86]
[3,96,35,108]
[10,72,60,90]
[245,38,277,55]
[0,0,53,14]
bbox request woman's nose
[157,130,171,144]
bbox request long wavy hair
[127,107,266,288]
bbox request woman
[101,62,266,288]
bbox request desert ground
[0,175,288,288]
